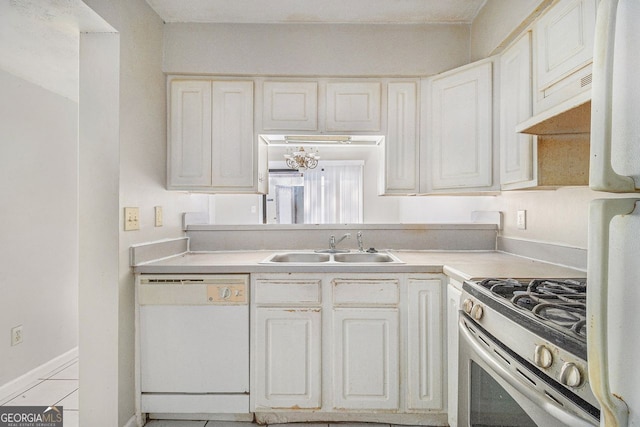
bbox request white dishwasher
[136,274,249,416]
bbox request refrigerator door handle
[589,0,636,192]
[588,198,638,427]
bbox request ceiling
[145,0,488,25]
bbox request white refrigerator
[588,0,640,426]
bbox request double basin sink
[262,251,404,264]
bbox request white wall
[0,0,99,390]
[0,69,79,386]
[1,0,209,425]
[399,196,499,223]
[470,0,550,61]
[163,23,470,77]
[496,187,630,249]
[79,31,120,425]
[81,0,210,424]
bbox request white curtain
[275,185,293,224]
[303,161,363,224]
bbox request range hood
[516,92,591,135]
[259,134,384,146]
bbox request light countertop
[133,250,585,283]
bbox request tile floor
[145,423,404,427]
[0,361,414,427]
[0,358,78,427]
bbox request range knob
[559,362,583,388]
[462,299,474,314]
[534,345,553,368]
[470,303,484,320]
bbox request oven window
[470,361,537,426]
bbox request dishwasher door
[137,274,249,413]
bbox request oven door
[458,314,598,427]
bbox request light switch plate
[154,206,163,227]
[517,210,527,230]
[124,207,140,231]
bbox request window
[265,161,364,224]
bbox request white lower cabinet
[254,308,322,409]
[251,273,445,422]
[407,278,443,410]
[333,308,400,410]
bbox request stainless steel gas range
[457,278,600,426]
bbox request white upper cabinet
[260,79,382,134]
[533,0,597,114]
[429,60,494,191]
[326,82,381,132]
[168,80,212,188]
[500,32,535,188]
[262,81,318,131]
[382,82,419,194]
[211,81,256,189]
[168,79,266,193]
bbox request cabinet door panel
[431,62,493,189]
[263,81,318,131]
[326,82,381,132]
[255,308,322,409]
[447,283,462,427]
[384,82,419,193]
[333,308,399,410]
[169,80,212,187]
[535,0,596,91]
[407,279,443,410]
[500,33,534,187]
[533,0,596,113]
[212,81,254,188]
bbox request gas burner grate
[477,278,587,339]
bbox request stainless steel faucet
[357,231,364,252]
[330,233,351,250]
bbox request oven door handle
[459,317,595,427]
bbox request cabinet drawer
[255,279,322,304]
[332,279,399,305]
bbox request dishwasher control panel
[137,274,249,305]
[207,284,247,304]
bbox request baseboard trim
[0,347,78,403]
[122,415,138,427]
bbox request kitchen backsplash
[185,224,498,252]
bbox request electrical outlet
[517,210,527,230]
[154,206,163,227]
[11,325,23,346]
[124,207,140,231]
